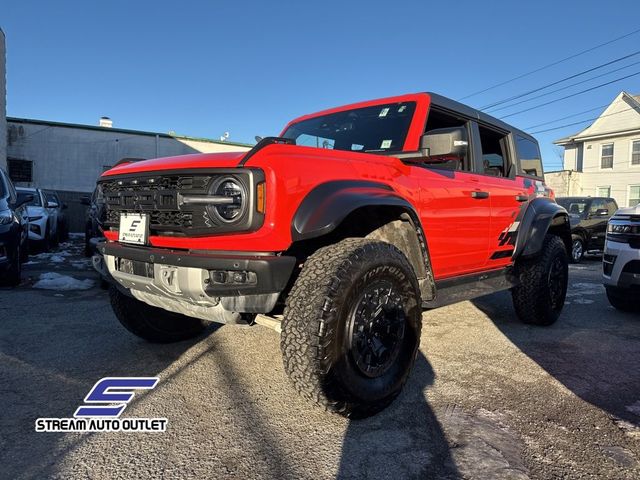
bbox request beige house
[548,91,640,207]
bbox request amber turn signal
[256,182,266,214]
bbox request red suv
[98,93,571,417]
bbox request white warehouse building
[6,117,252,231]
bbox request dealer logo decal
[35,377,167,432]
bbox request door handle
[515,194,529,202]
[471,191,489,199]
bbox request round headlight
[213,177,246,222]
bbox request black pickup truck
[556,196,618,263]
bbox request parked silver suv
[603,204,640,312]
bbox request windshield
[282,102,416,153]
[18,190,41,207]
[557,198,588,215]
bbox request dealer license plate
[118,213,149,245]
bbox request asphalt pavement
[1,238,639,479]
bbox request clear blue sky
[2,0,640,170]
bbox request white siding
[562,145,577,170]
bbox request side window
[515,135,543,178]
[589,199,607,214]
[423,108,470,171]
[0,170,16,203]
[7,177,17,204]
[295,134,335,150]
[478,126,511,177]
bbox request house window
[7,158,33,182]
[601,144,614,169]
[596,186,611,197]
[630,185,640,207]
[632,140,640,166]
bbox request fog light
[209,270,257,285]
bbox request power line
[485,57,640,113]
[459,27,640,101]
[525,104,609,129]
[529,105,638,134]
[499,70,640,119]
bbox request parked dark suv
[556,196,618,263]
[0,168,30,286]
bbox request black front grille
[100,169,265,237]
[101,174,213,235]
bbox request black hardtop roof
[426,92,537,143]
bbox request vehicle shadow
[337,352,460,479]
[471,287,640,428]
[0,291,223,480]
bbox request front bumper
[603,240,640,288]
[99,242,296,320]
[28,218,47,241]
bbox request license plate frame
[118,213,149,245]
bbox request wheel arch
[514,198,572,259]
[289,181,435,300]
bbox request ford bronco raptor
[98,93,571,417]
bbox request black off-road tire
[605,286,640,313]
[511,234,568,326]
[109,287,209,343]
[570,234,584,264]
[1,245,21,287]
[280,238,422,418]
[19,238,29,263]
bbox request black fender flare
[291,180,435,300]
[292,180,417,241]
[514,198,571,259]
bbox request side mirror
[80,196,91,206]
[46,201,59,209]
[596,209,609,217]
[16,194,34,208]
[420,127,468,161]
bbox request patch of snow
[22,261,40,265]
[572,298,594,304]
[68,232,84,239]
[71,260,91,269]
[567,282,604,297]
[50,255,67,263]
[626,401,640,416]
[33,272,94,291]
